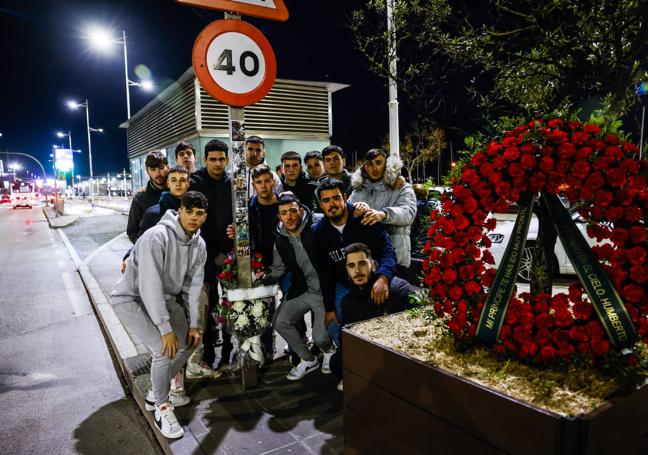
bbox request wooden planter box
[342,326,648,455]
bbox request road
[0,204,160,455]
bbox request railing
[92,196,131,213]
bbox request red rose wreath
[423,119,648,366]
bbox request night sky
[0,0,388,178]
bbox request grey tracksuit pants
[113,299,193,406]
[273,292,333,359]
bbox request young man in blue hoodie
[110,191,208,439]
[312,178,398,346]
[263,193,336,380]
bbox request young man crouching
[110,191,208,439]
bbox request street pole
[67,130,75,197]
[122,167,127,197]
[387,0,400,157]
[123,31,132,119]
[84,98,95,199]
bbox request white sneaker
[337,380,343,391]
[170,371,185,396]
[154,402,184,439]
[321,347,336,374]
[286,358,319,381]
[186,361,223,379]
[145,389,190,411]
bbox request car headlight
[488,233,505,244]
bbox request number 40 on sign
[193,20,277,107]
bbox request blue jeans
[327,284,349,347]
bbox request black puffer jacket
[342,275,416,325]
[126,180,164,243]
[189,168,233,280]
[280,172,318,209]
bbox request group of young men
[110,136,419,439]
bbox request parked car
[488,208,598,282]
[0,194,11,204]
[12,194,33,209]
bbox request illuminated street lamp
[67,99,103,197]
[86,26,155,119]
[8,162,21,180]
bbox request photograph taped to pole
[192,20,277,107]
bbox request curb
[56,229,179,454]
[42,206,79,228]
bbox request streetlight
[67,99,103,197]
[86,26,155,119]
[56,130,75,196]
[8,162,21,180]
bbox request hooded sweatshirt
[264,207,321,299]
[137,191,181,239]
[111,210,207,335]
[348,155,417,267]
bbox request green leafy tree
[350,0,648,125]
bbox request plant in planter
[341,117,648,454]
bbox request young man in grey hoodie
[110,191,208,439]
[263,192,336,381]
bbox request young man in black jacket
[279,151,318,209]
[126,151,169,243]
[312,178,398,346]
[331,242,416,390]
[263,193,336,381]
[189,139,233,376]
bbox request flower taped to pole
[541,193,638,350]
[476,192,536,345]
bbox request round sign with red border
[193,20,277,107]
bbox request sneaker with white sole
[286,358,319,381]
[170,371,185,396]
[337,380,343,391]
[321,347,336,374]
[154,402,184,439]
[186,361,223,379]
[145,389,190,411]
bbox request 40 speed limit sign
[193,20,276,107]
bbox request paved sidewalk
[61,216,344,454]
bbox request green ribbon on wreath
[476,192,536,345]
[541,193,637,350]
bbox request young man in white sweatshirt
[110,191,208,439]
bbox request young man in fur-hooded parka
[348,149,417,277]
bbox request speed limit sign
[193,20,277,107]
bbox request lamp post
[67,99,103,198]
[87,28,155,119]
[56,130,75,196]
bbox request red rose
[520,154,536,170]
[442,268,457,285]
[629,226,647,244]
[540,345,558,360]
[503,147,521,161]
[624,206,643,222]
[558,142,576,158]
[623,283,644,303]
[585,172,605,190]
[594,190,614,207]
[552,329,570,347]
[536,313,554,330]
[464,280,482,296]
[547,119,564,128]
[627,247,647,266]
[554,309,573,327]
[569,326,589,342]
[572,300,594,320]
[520,341,538,358]
[571,131,590,144]
[605,206,624,222]
[449,285,464,301]
[590,338,610,356]
[583,124,601,135]
[629,265,648,284]
[610,227,629,246]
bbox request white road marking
[82,232,127,266]
[61,271,88,316]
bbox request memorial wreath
[423,118,648,368]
